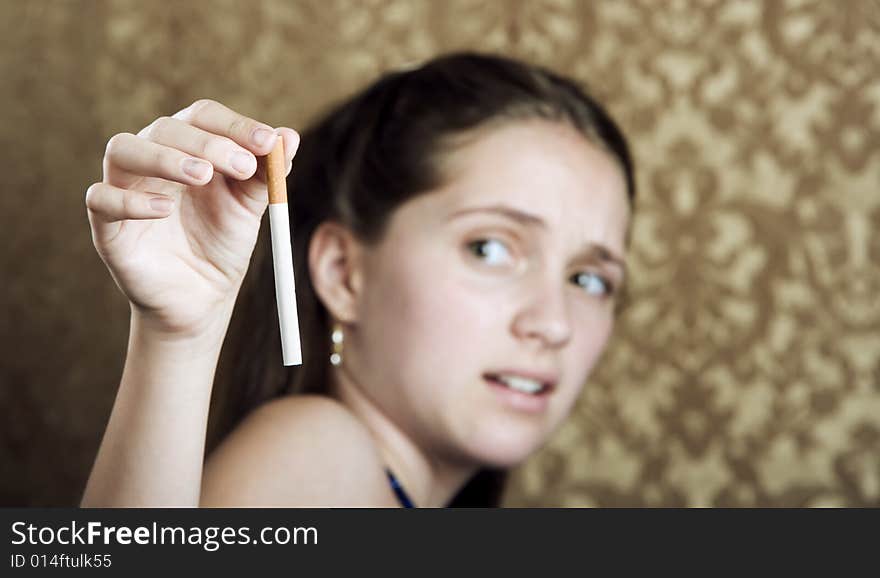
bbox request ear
[308,221,365,324]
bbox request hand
[85,99,299,338]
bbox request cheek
[360,250,497,384]
[574,310,614,368]
[558,308,615,404]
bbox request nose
[511,278,573,349]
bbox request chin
[462,422,549,469]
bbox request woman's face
[349,119,631,468]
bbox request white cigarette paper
[265,136,302,366]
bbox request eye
[467,238,513,267]
[571,271,613,297]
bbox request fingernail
[183,158,212,180]
[150,197,174,213]
[252,128,275,148]
[231,151,256,174]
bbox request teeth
[495,374,544,394]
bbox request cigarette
[265,135,302,366]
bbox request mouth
[483,371,557,397]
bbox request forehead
[423,120,632,252]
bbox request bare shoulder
[201,395,398,507]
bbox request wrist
[122,308,229,404]
[131,295,236,343]
[129,303,234,361]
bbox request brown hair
[214,51,636,507]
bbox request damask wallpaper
[1,0,877,506]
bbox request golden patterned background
[1,0,877,506]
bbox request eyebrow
[448,205,628,273]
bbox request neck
[329,364,478,508]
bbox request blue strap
[385,468,416,508]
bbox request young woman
[80,52,635,508]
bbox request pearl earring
[330,324,344,366]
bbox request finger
[277,128,301,175]
[140,116,260,180]
[173,99,278,156]
[86,182,174,223]
[104,132,214,188]
[251,128,300,185]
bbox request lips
[483,370,558,396]
[483,370,557,414]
